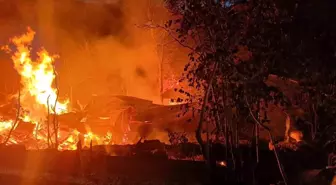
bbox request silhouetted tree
[164,0,336,183]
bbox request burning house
[0,25,304,149]
[0,0,332,185]
[0,0,179,148]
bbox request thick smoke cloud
[0,0,173,105]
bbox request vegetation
[162,0,336,183]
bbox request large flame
[0,27,115,150]
[10,27,68,120]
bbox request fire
[9,27,68,120]
[0,27,114,150]
[4,27,70,148]
[0,118,15,134]
[58,129,80,151]
[58,130,114,151]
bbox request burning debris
[0,28,118,150]
[0,27,295,159]
[0,28,195,151]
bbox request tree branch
[52,65,59,149]
[137,23,198,53]
[245,96,288,185]
[196,62,218,168]
[3,88,21,145]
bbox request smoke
[0,0,173,104]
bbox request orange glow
[216,160,227,167]
[10,27,68,118]
[0,118,15,133]
[0,28,115,150]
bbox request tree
[163,0,336,183]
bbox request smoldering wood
[0,96,298,146]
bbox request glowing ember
[216,161,227,167]
[58,129,80,151]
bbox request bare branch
[47,95,54,148]
[245,96,288,185]
[196,62,218,166]
[3,88,21,145]
[137,23,198,53]
[52,65,60,149]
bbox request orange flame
[9,27,68,121]
[0,28,115,150]
[0,118,15,133]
